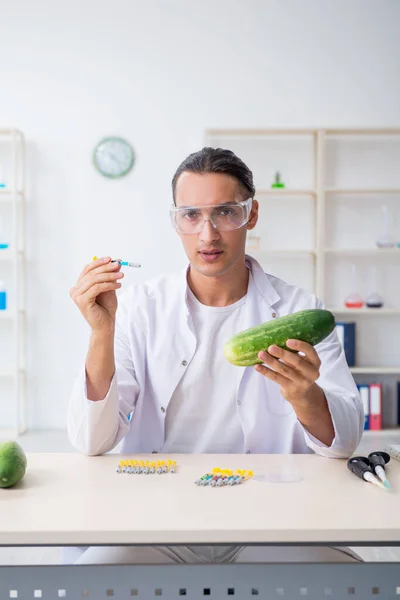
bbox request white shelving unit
[330,308,400,316]
[205,128,400,434]
[350,367,400,375]
[256,189,317,196]
[324,248,398,255]
[0,128,26,434]
[325,188,400,195]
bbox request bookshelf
[0,129,26,435]
[205,128,400,433]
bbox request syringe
[111,259,141,268]
[92,255,141,268]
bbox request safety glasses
[170,198,253,234]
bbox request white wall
[1,0,400,428]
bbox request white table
[1,453,400,599]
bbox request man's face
[174,171,258,278]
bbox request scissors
[347,451,391,490]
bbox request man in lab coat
[68,147,364,564]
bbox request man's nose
[199,218,220,243]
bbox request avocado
[0,440,27,488]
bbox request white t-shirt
[162,274,251,454]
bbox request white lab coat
[68,255,364,458]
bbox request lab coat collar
[179,253,281,312]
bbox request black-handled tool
[368,451,391,490]
[347,456,386,489]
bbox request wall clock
[93,136,135,179]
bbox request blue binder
[335,322,356,367]
[357,384,370,430]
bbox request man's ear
[247,199,259,231]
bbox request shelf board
[248,250,315,258]
[325,188,400,195]
[324,248,400,256]
[206,128,317,136]
[0,309,25,319]
[0,368,25,378]
[362,428,400,437]
[325,128,400,135]
[350,367,400,374]
[330,307,400,315]
[0,370,17,378]
[0,249,25,260]
[256,189,316,197]
[207,128,400,137]
[0,311,14,319]
[0,128,22,135]
[0,190,24,202]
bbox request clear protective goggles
[170,197,253,235]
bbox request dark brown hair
[172,147,255,204]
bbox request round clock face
[93,136,135,179]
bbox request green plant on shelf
[271,171,285,189]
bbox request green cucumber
[224,308,335,367]
[0,440,27,488]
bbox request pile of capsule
[195,468,254,486]
[116,459,177,474]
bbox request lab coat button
[272,312,277,318]
[246,450,251,454]
[237,400,242,406]
[152,451,158,454]
[181,360,188,366]
[161,407,165,413]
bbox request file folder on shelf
[369,383,382,431]
[357,384,370,430]
[335,322,356,367]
